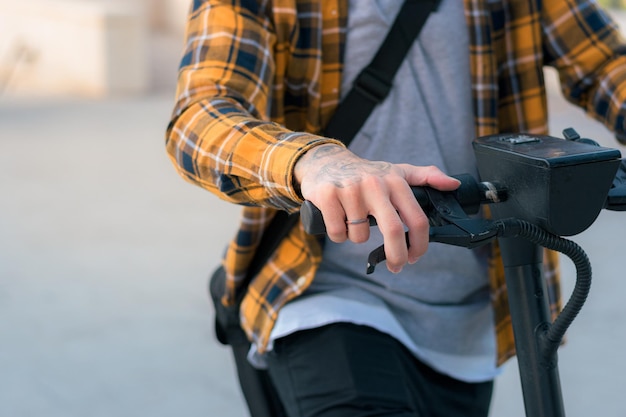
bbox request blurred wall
[0,0,190,98]
[150,0,189,35]
[2,0,624,99]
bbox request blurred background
[1,1,625,416]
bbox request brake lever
[605,159,626,211]
[366,189,500,274]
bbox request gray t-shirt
[255,0,500,382]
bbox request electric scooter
[300,128,626,417]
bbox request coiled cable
[498,218,592,356]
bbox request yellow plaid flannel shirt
[166,0,626,365]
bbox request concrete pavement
[1,71,626,417]
[0,95,245,416]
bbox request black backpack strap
[323,0,440,141]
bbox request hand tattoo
[300,145,393,188]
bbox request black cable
[498,219,592,357]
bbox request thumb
[401,164,461,191]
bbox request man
[166,0,626,415]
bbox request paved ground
[2,20,626,417]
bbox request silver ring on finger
[345,217,368,225]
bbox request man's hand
[295,144,460,273]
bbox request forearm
[166,93,342,210]
[579,55,626,144]
[543,0,626,142]
[165,1,342,209]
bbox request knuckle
[341,184,362,202]
[405,213,429,230]
[316,183,340,200]
[326,222,347,238]
[384,220,405,237]
[360,173,381,186]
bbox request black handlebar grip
[300,201,329,235]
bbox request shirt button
[296,276,307,287]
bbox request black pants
[266,323,493,417]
